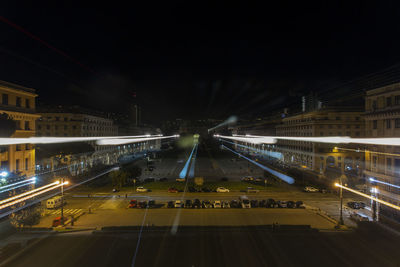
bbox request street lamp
[60,178,69,226]
[335,177,345,225]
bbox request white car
[136,186,148,192]
[304,186,319,192]
[174,200,183,208]
[213,200,222,208]
[241,176,254,181]
[216,187,230,193]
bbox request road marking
[47,208,82,215]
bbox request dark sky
[2,1,400,124]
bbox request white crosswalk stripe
[47,208,82,215]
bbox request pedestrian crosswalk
[47,208,82,215]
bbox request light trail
[222,144,295,184]
[179,144,197,179]
[208,115,237,133]
[369,178,400,189]
[0,181,59,205]
[96,135,178,146]
[214,134,275,144]
[335,146,400,157]
[335,183,400,211]
[188,144,199,178]
[0,177,36,191]
[0,182,67,210]
[0,181,36,194]
[0,167,117,219]
[216,134,400,146]
[220,139,283,160]
[0,134,163,145]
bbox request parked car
[136,186,148,192]
[185,199,192,208]
[174,200,184,208]
[266,198,275,208]
[222,201,231,208]
[176,178,185,182]
[167,201,174,208]
[250,199,259,208]
[137,200,147,208]
[202,187,211,192]
[148,199,156,208]
[286,201,295,208]
[347,201,366,209]
[202,200,212,208]
[213,200,222,208]
[128,199,138,208]
[168,187,178,193]
[276,201,288,208]
[247,187,260,193]
[259,200,267,207]
[230,200,240,208]
[254,178,263,182]
[241,176,254,182]
[304,186,319,192]
[216,187,230,193]
[239,196,251,208]
[159,177,168,182]
[192,199,202,208]
[112,188,119,192]
[350,212,370,222]
[295,201,304,208]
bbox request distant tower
[129,104,141,127]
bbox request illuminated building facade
[0,80,40,178]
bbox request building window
[373,100,377,109]
[64,117,68,121]
[395,119,400,128]
[38,125,41,130]
[24,121,29,130]
[355,117,360,121]
[373,156,377,168]
[387,97,392,107]
[346,131,351,136]
[55,117,60,121]
[16,97,21,107]
[55,125,58,130]
[73,125,77,130]
[356,131,360,136]
[387,158,392,170]
[25,158,28,171]
[387,119,391,129]
[16,159,20,171]
[320,132,324,136]
[396,96,400,105]
[395,159,400,175]
[64,125,68,130]
[25,99,30,108]
[46,125,50,130]
[2,94,8,105]
[25,144,29,150]
[336,117,341,120]
[16,145,21,151]
[373,120,377,129]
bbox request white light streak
[0,182,67,210]
[96,135,178,146]
[0,181,59,205]
[335,183,400,211]
[0,134,163,145]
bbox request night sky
[2,2,400,124]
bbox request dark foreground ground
[6,224,400,267]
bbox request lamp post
[339,175,344,225]
[60,177,64,226]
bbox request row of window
[1,93,31,108]
[372,119,400,129]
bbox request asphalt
[5,224,400,267]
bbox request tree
[109,170,128,189]
[9,204,42,228]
